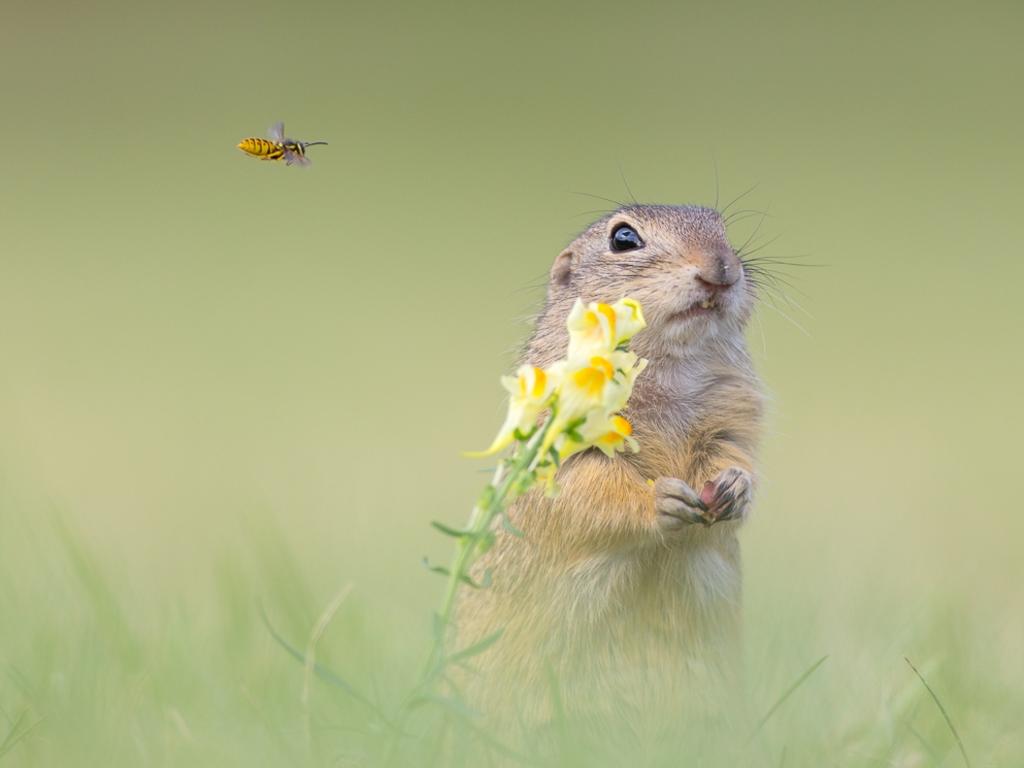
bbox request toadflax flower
[539,349,646,456]
[468,364,559,456]
[566,297,646,360]
[471,297,648,472]
[556,411,638,460]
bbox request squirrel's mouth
[669,295,721,323]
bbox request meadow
[1,0,1022,764]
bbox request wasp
[236,122,327,166]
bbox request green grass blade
[259,602,399,732]
[750,654,828,738]
[904,657,972,768]
[447,628,504,665]
[0,711,43,760]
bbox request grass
[905,657,972,768]
[1,0,1020,762]
[1,504,1021,768]
[750,654,829,738]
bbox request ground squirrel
[457,204,764,740]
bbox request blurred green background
[1,0,1022,764]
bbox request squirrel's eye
[610,224,644,252]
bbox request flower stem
[420,415,554,688]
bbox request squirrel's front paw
[699,467,753,524]
[654,477,710,530]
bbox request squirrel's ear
[551,248,573,288]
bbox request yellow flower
[469,297,648,467]
[539,349,646,456]
[592,414,639,457]
[566,297,647,360]
[605,351,648,414]
[557,350,646,419]
[556,355,617,422]
[556,411,638,460]
[468,364,557,456]
[614,297,646,345]
[566,300,615,358]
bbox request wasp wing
[268,122,285,142]
[283,148,311,167]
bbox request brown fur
[456,205,764,740]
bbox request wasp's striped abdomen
[237,123,326,166]
[237,137,285,161]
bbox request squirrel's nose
[694,243,742,289]
[696,274,732,292]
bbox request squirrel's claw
[654,476,711,530]
[699,467,753,524]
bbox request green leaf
[502,514,525,538]
[448,628,505,664]
[513,426,537,441]
[431,521,472,538]
[461,573,484,588]
[424,558,486,588]
[565,416,587,432]
[422,557,452,578]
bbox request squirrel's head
[548,205,754,359]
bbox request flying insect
[236,122,327,166]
